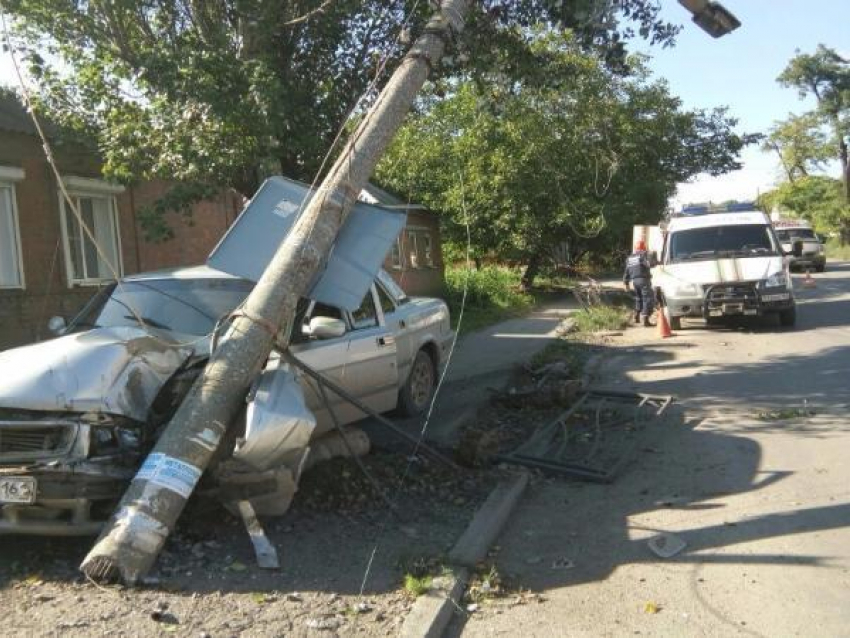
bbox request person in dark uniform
[623,240,654,327]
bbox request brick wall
[0,131,241,351]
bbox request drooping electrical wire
[357,169,473,599]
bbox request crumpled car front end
[0,411,148,535]
[0,326,193,535]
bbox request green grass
[403,573,433,597]
[444,265,534,334]
[571,305,631,333]
[824,238,850,261]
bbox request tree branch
[283,0,335,27]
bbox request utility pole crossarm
[80,0,473,585]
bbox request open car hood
[207,176,407,312]
[0,327,192,422]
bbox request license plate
[744,309,758,316]
[0,477,37,504]
[723,303,743,314]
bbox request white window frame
[390,237,403,269]
[407,227,435,269]
[0,166,26,290]
[58,176,125,287]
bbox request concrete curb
[399,472,529,638]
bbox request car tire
[779,306,797,328]
[665,307,682,331]
[398,348,436,417]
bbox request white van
[640,205,799,330]
[772,218,826,272]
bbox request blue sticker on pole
[137,452,203,499]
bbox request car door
[375,280,414,385]
[344,285,399,416]
[290,300,358,435]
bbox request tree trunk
[840,219,850,246]
[521,253,542,291]
[80,0,472,585]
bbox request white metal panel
[207,176,407,311]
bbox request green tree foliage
[761,46,850,242]
[778,45,850,203]
[762,113,831,183]
[1,0,679,237]
[376,36,751,287]
[759,175,844,233]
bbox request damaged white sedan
[0,266,452,535]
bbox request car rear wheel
[398,349,436,417]
[664,307,682,331]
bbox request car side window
[351,290,378,330]
[310,302,344,321]
[376,284,396,315]
[292,300,345,342]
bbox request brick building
[0,93,242,350]
[0,95,445,351]
[362,183,445,298]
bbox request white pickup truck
[635,204,800,330]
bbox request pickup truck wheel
[779,307,797,327]
[398,349,436,417]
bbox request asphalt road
[453,262,850,637]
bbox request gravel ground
[0,450,497,637]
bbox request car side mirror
[308,317,346,339]
[48,315,67,336]
[791,240,804,258]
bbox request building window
[390,238,403,269]
[407,228,434,269]
[60,187,123,286]
[0,166,25,289]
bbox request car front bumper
[0,460,136,536]
[665,288,795,319]
[790,254,826,269]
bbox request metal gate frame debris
[495,389,673,483]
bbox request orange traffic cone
[802,269,817,288]
[657,308,673,338]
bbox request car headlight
[90,424,144,456]
[762,272,788,289]
[669,282,700,298]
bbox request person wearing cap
[623,240,654,327]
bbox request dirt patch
[0,452,498,637]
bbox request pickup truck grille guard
[703,283,760,317]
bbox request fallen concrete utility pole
[81,0,471,584]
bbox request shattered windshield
[70,278,254,337]
[775,228,816,242]
[669,225,779,263]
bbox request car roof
[122,265,246,283]
[667,211,769,232]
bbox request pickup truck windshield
[669,225,779,263]
[775,228,816,241]
[70,278,253,337]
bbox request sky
[1,1,848,210]
[637,0,850,209]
